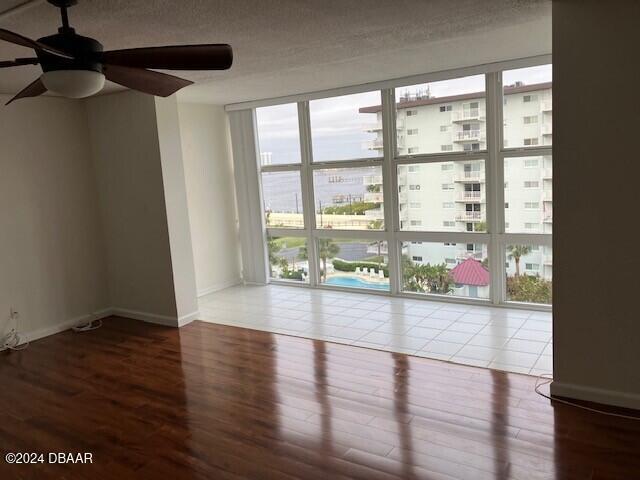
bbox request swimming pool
[324,276,390,291]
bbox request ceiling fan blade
[5,77,47,105]
[0,57,39,68]
[0,28,73,59]
[104,64,193,97]
[99,44,232,70]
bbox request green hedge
[281,269,305,281]
[332,259,389,277]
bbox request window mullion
[485,71,505,305]
[298,101,319,287]
[381,88,400,295]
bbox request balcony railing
[456,251,483,261]
[542,168,553,180]
[541,123,553,135]
[364,192,384,203]
[543,190,553,201]
[363,174,383,185]
[543,213,553,223]
[456,191,484,202]
[544,255,553,265]
[455,171,485,182]
[366,138,384,150]
[453,130,486,142]
[451,109,486,122]
[455,211,483,221]
[541,100,553,112]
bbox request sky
[256,64,552,165]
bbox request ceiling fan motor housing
[36,32,103,73]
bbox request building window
[524,115,538,124]
[440,125,450,132]
[523,94,538,103]
[525,263,540,271]
[524,222,537,229]
[407,147,419,154]
[441,163,454,171]
[406,110,418,116]
[439,105,452,112]
[410,202,421,209]
[408,165,420,173]
[523,138,539,146]
[524,202,540,209]
[524,158,539,168]
[442,202,454,209]
[441,144,453,152]
[443,221,455,227]
[407,128,419,135]
[412,256,423,262]
[463,143,481,152]
[441,183,454,191]
[409,184,421,190]
[524,181,540,188]
[410,220,422,226]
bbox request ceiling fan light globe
[41,70,105,98]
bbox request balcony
[541,100,553,112]
[541,123,553,135]
[363,174,383,186]
[364,122,383,133]
[543,190,553,201]
[456,250,483,261]
[455,211,483,222]
[398,191,408,203]
[451,109,486,122]
[544,255,553,265]
[542,168,553,180]
[454,171,485,182]
[543,213,553,223]
[456,191,485,202]
[453,130,486,142]
[366,138,384,150]
[364,192,384,203]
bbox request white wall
[0,96,109,341]
[178,103,241,295]
[85,91,179,322]
[551,0,640,409]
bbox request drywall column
[154,96,199,324]
[228,109,268,284]
[551,0,640,409]
[86,91,179,325]
[178,103,242,296]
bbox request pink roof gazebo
[450,258,490,286]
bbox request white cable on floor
[535,373,640,421]
[72,319,102,332]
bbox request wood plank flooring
[0,316,639,479]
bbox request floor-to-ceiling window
[253,61,552,308]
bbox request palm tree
[299,239,340,281]
[267,237,282,277]
[507,245,532,277]
[367,219,384,269]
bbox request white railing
[456,191,484,202]
[363,174,383,185]
[453,130,485,142]
[456,251,483,261]
[543,190,553,201]
[455,171,485,182]
[541,100,553,112]
[541,123,553,135]
[366,138,384,150]
[364,192,384,203]
[455,211,483,221]
[451,109,486,122]
[542,168,553,179]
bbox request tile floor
[199,284,552,376]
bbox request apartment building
[360,82,553,287]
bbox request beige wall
[552,0,640,408]
[0,96,109,340]
[178,103,241,295]
[85,91,178,321]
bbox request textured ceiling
[0,0,551,105]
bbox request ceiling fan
[0,0,232,105]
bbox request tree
[367,219,384,270]
[507,274,552,304]
[507,245,532,277]
[267,237,282,276]
[475,221,487,232]
[402,256,454,295]
[299,239,340,281]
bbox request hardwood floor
[1,317,639,479]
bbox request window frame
[247,58,551,310]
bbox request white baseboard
[110,307,181,327]
[178,310,200,327]
[551,380,640,411]
[197,277,242,297]
[2,308,113,350]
